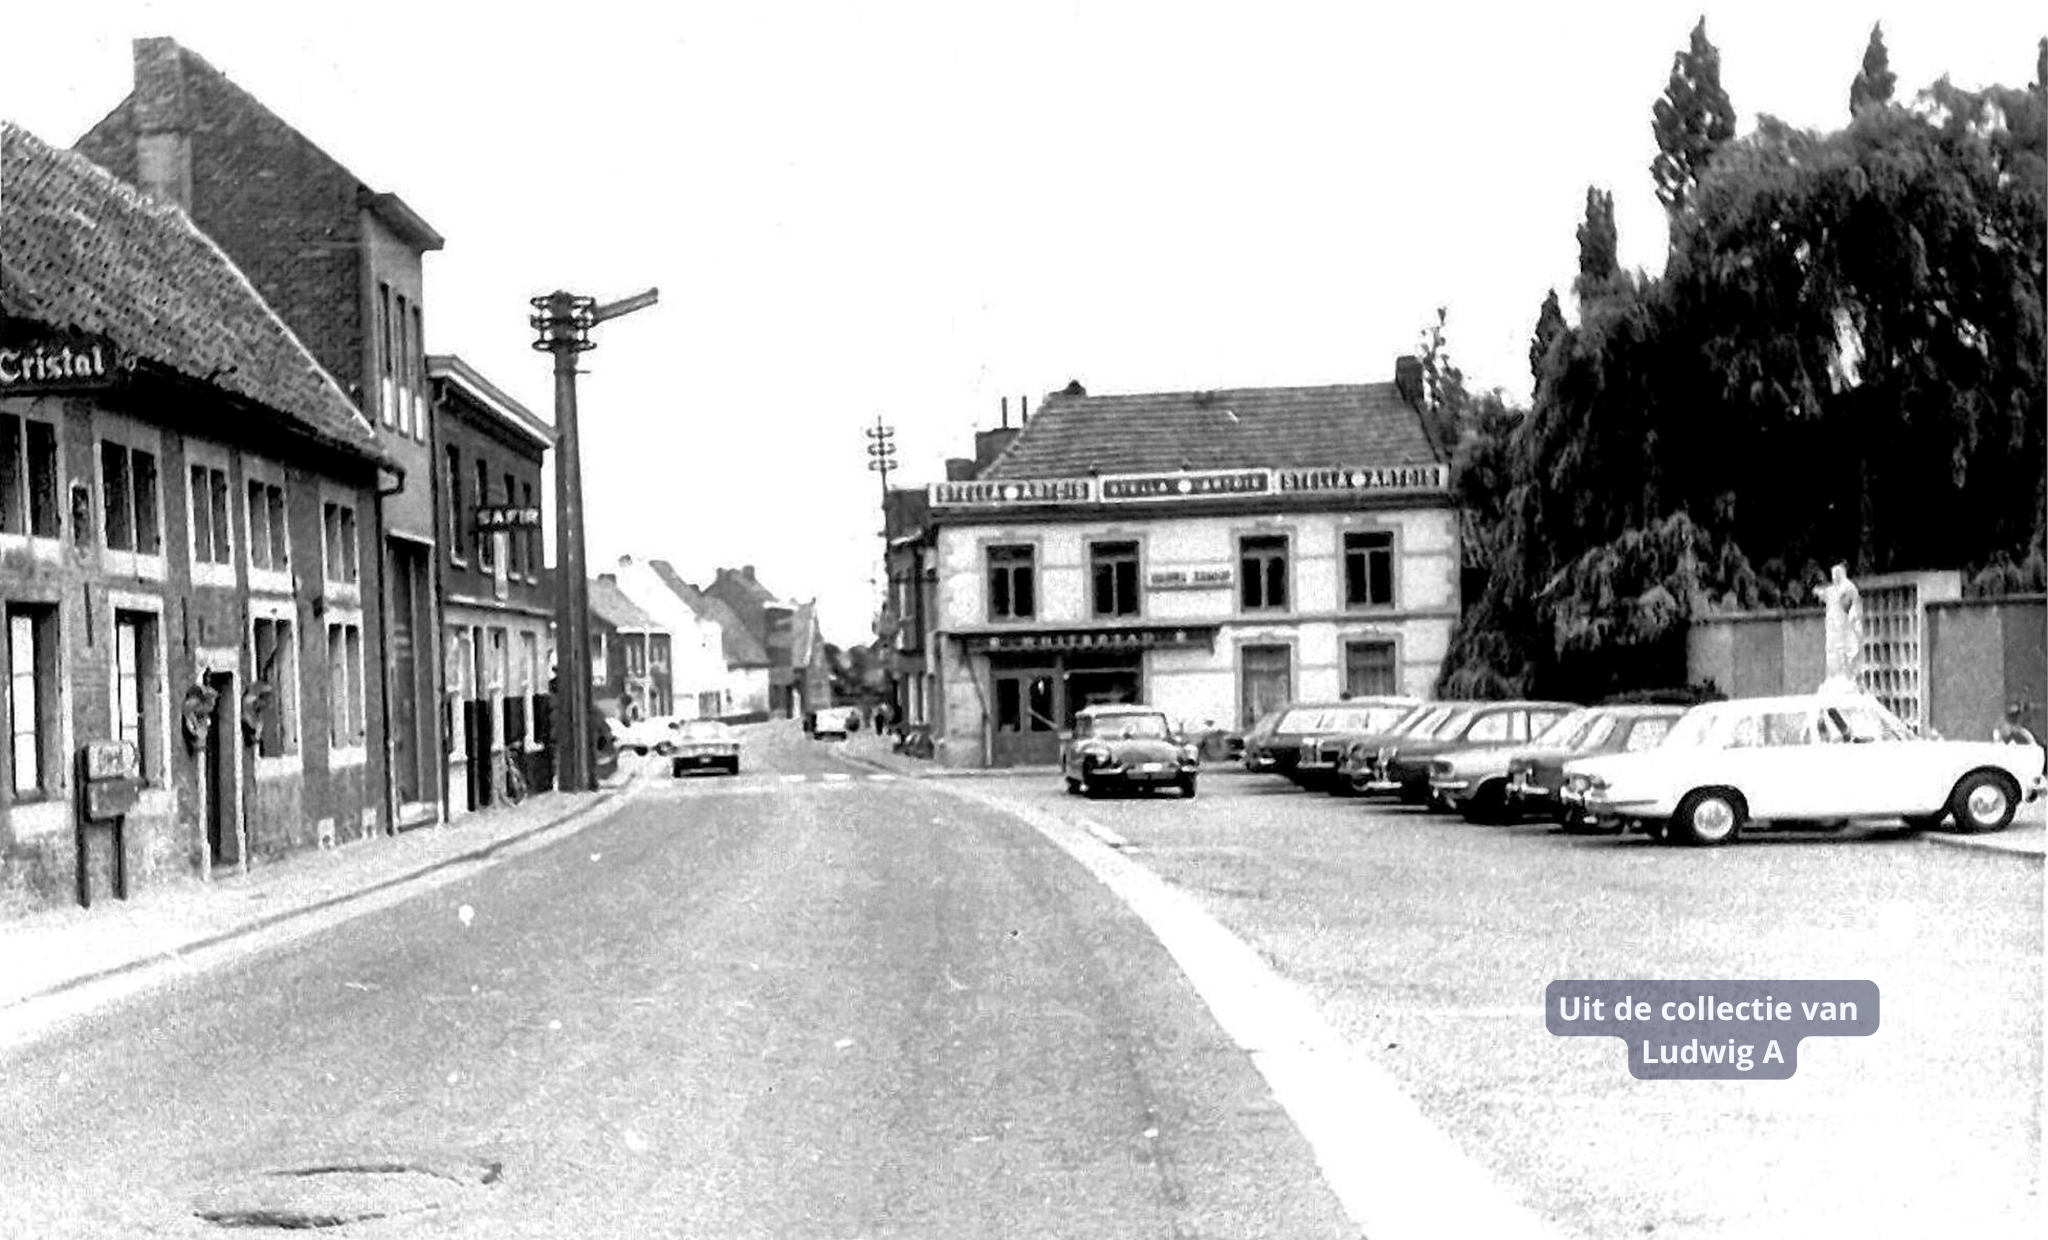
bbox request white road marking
[1080,819,1130,850]
[866,773,897,782]
[780,774,807,784]
[938,785,1565,1240]
[822,773,851,783]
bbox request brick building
[2,123,398,905]
[75,36,447,827]
[918,374,1459,766]
[427,356,552,817]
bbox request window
[1344,530,1396,608]
[520,481,537,578]
[445,626,474,763]
[189,464,232,565]
[1239,535,1289,611]
[114,611,161,782]
[394,292,413,436]
[444,447,465,562]
[2,413,63,537]
[100,441,160,554]
[1090,541,1140,617]
[1239,643,1292,729]
[250,616,299,757]
[247,478,289,573]
[650,635,669,668]
[1465,712,1511,743]
[322,502,360,584]
[410,305,427,440]
[504,472,519,576]
[474,460,493,570]
[377,281,394,426]
[590,631,608,685]
[986,545,1035,620]
[1623,717,1675,751]
[6,605,59,798]
[1343,639,1397,697]
[327,622,366,747]
[518,631,540,746]
[625,635,647,676]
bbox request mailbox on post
[76,740,140,907]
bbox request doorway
[990,664,1062,767]
[1239,644,1293,729]
[203,670,238,869]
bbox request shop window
[322,501,360,584]
[1343,639,1398,697]
[1239,535,1289,611]
[1090,541,1140,617]
[6,604,60,799]
[189,464,233,565]
[2,414,63,538]
[100,441,160,554]
[1344,530,1395,608]
[113,611,162,783]
[987,545,1036,621]
[250,616,299,757]
[247,478,290,574]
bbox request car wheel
[1672,789,1744,846]
[726,759,741,776]
[670,760,683,778]
[1947,770,2019,833]
[1179,776,1198,799]
[1064,777,1081,796]
[1461,781,1512,825]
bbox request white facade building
[609,556,730,719]
[922,379,1459,766]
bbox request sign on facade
[963,625,1217,654]
[474,505,544,530]
[0,332,126,393]
[1147,568,1233,590]
[928,463,1448,509]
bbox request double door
[988,655,1146,767]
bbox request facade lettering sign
[928,463,1445,509]
[1146,568,1234,590]
[964,625,1217,655]
[0,333,125,392]
[1100,470,1268,501]
[474,505,544,531]
[1275,463,1447,494]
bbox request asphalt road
[0,729,1356,1238]
[1027,769,2043,1240]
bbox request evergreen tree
[1529,289,1566,389]
[1574,187,1619,295]
[1650,18,1738,213]
[1849,22,1897,114]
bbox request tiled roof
[590,576,662,632]
[980,383,1441,479]
[0,122,389,467]
[649,561,771,667]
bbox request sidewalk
[0,763,641,1013]
[1924,799,2045,858]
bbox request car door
[1720,708,1831,820]
[1821,700,1938,816]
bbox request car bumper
[1087,762,1194,785]
[2029,775,2046,803]
[672,750,736,766]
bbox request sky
[3,2,2041,644]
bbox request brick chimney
[1394,355,1426,411]
[131,38,195,211]
[973,428,1019,474]
[741,565,756,582]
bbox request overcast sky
[4,2,2040,643]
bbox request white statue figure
[1813,562,1863,694]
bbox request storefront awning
[956,625,1220,655]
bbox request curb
[1921,830,2044,859]
[3,783,630,1013]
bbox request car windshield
[1326,704,1411,733]
[1534,709,1592,747]
[1275,708,1328,732]
[679,721,729,739]
[1093,713,1170,740]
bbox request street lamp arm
[591,288,660,323]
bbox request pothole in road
[193,1157,501,1230]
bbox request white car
[1561,691,2045,846]
[619,715,683,755]
[670,719,742,776]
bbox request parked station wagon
[1562,691,2047,845]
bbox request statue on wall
[1813,562,1863,694]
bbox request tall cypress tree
[1650,18,1738,213]
[1529,289,1566,389]
[1574,188,1619,294]
[1849,23,1897,114]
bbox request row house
[913,370,1460,766]
[427,356,553,818]
[609,557,744,720]
[76,36,448,826]
[1,123,399,902]
[703,565,822,718]
[589,575,672,720]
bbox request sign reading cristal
[0,332,125,392]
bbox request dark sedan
[1061,705,1201,799]
[1365,700,1579,805]
[1504,704,1688,830]
[1284,697,1422,791]
[1318,703,1440,795]
[1244,701,1365,782]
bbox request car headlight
[1180,743,1200,762]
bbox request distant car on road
[670,719,742,776]
[1563,691,2048,845]
[620,715,682,756]
[811,706,860,740]
[1061,704,1200,798]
